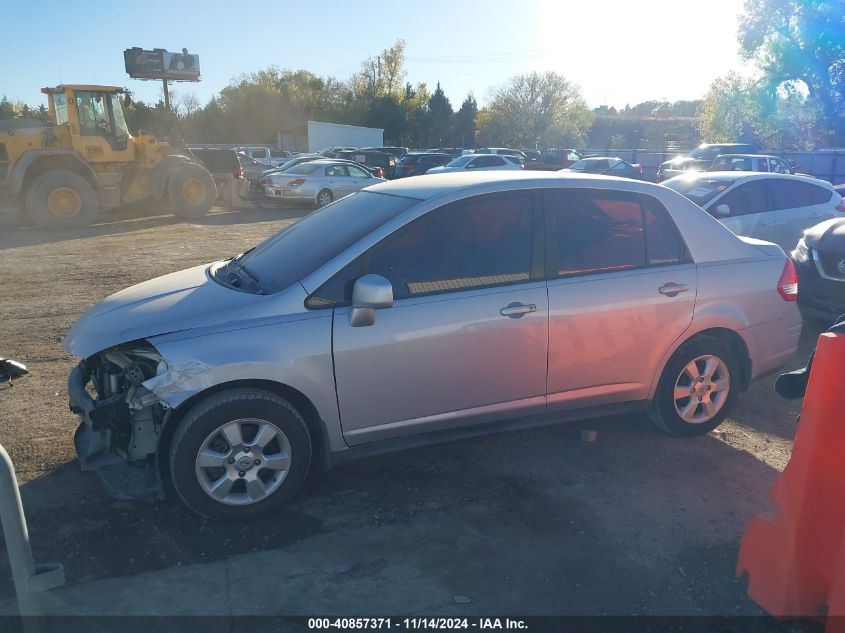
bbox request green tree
[697,73,762,143]
[739,0,845,140]
[427,82,453,146]
[479,72,593,147]
[452,93,478,147]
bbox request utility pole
[162,78,171,110]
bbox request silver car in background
[264,159,384,208]
[426,154,523,174]
[64,171,801,520]
[663,172,844,251]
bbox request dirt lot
[0,203,820,615]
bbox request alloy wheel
[195,418,292,506]
[672,355,731,424]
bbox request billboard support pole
[162,79,171,110]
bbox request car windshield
[235,192,418,293]
[663,176,737,206]
[689,146,723,160]
[445,156,473,167]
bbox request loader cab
[43,85,135,162]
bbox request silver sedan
[65,171,801,520]
[263,159,384,208]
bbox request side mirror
[0,359,29,389]
[714,204,731,217]
[349,274,394,327]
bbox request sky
[1,0,753,111]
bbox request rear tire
[316,189,333,208]
[649,335,739,437]
[24,170,98,229]
[169,389,312,521]
[168,163,217,220]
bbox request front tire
[24,170,98,229]
[168,163,217,219]
[649,335,739,437]
[169,389,312,520]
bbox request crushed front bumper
[68,364,164,500]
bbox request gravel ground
[0,203,821,615]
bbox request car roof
[672,171,833,188]
[577,156,622,161]
[713,153,783,160]
[366,170,664,201]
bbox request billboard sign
[124,48,201,81]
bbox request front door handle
[658,283,689,297]
[500,302,537,318]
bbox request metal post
[162,78,171,111]
[0,443,64,616]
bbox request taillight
[373,167,384,178]
[836,199,845,212]
[287,178,305,186]
[235,167,244,179]
[777,258,798,301]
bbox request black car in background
[364,146,409,158]
[335,150,396,179]
[520,149,543,167]
[563,157,644,179]
[793,214,845,323]
[392,152,453,178]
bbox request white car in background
[663,172,844,251]
[426,154,523,174]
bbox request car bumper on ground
[67,364,163,500]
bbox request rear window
[807,183,833,205]
[399,155,421,164]
[192,149,240,173]
[284,163,321,176]
[663,176,736,207]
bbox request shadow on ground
[0,413,784,615]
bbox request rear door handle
[658,283,689,297]
[500,302,537,318]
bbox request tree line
[2,1,842,152]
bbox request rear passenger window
[547,191,646,277]
[769,179,811,209]
[807,184,833,205]
[643,196,686,265]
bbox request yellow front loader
[0,85,216,229]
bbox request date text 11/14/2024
[307,618,528,630]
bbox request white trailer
[307,121,384,153]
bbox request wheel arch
[11,150,99,196]
[151,154,193,200]
[156,378,331,493]
[649,325,753,400]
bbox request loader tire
[168,163,216,220]
[24,170,98,229]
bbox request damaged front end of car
[68,341,170,500]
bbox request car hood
[64,263,264,358]
[803,217,845,251]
